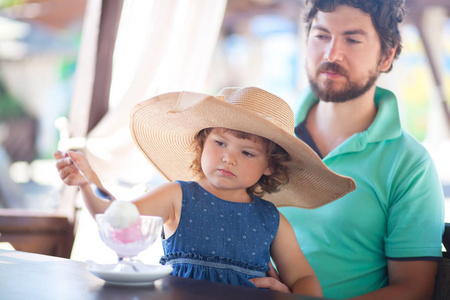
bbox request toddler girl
[54,87,355,296]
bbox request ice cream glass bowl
[95,214,163,272]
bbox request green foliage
[0,81,26,121]
[0,0,25,9]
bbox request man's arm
[252,260,438,299]
[349,260,438,300]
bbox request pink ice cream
[104,201,142,244]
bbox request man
[251,0,445,299]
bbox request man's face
[306,5,386,103]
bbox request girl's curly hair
[190,127,290,197]
[304,0,405,73]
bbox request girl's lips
[218,169,235,177]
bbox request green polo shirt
[279,86,445,299]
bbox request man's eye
[346,38,361,44]
[315,34,329,40]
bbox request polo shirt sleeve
[385,156,445,259]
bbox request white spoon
[66,152,114,201]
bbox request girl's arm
[269,213,323,297]
[54,150,111,216]
[132,181,182,235]
[53,150,181,230]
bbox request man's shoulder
[391,129,431,159]
[379,130,441,189]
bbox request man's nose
[324,38,344,62]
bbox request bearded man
[251,1,445,299]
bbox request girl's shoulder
[152,180,182,192]
[141,181,183,205]
[255,196,278,210]
[174,180,197,189]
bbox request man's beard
[307,61,380,103]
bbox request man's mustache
[316,62,348,77]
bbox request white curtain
[68,0,227,262]
[75,0,227,190]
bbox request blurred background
[0,0,449,262]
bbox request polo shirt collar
[369,87,402,142]
[295,86,402,157]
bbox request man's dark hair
[304,0,405,73]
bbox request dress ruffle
[160,251,270,273]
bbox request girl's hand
[266,213,323,297]
[53,150,91,187]
[250,262,291,293]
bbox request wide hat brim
[130,88,356,208]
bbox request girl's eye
[242,151,254,158]
[215,140,225,147]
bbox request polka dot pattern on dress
[160,181,280,287]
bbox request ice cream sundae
[94,208,164,273]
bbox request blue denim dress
[160,181,280,287]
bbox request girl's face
[200,128,273,194]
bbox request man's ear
[380,46,397,72]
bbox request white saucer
[87,262,173,286]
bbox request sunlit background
[0,0,449,262]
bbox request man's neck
[306,87,377,157]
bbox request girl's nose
[222,153,236,166]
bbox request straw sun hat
[130,87,356,208]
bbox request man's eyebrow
[311,25,368,37]
[311,25,330,33]
[343,29,368,37]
